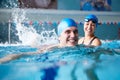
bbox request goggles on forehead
[84,18,97,24]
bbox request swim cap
[57,18,77,36]
[84,14,98,25]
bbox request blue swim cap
[57,18,77,36]
[84,14,98,25]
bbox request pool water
[0,40,120,80]
[0,1,120,80]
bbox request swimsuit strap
[88,36,97,45]
[82,36,97,45]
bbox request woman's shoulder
[93,37,102,46]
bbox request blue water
[0,0,120,80]
[0,40,120,80]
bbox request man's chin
[67,43,77,47]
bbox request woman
[78,14,101,47]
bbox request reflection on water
[0,40,120,80]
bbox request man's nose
[70,32,75,37]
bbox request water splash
[10,9,58,46]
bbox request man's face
[59,27,78,47]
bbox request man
[0,18,79,63]
[57,18,78,47]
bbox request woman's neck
[85,34,95,39]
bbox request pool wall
[0,9,120,43]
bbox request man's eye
[65,30,70,34]
[74,30,78,34]
[85,23,89,25]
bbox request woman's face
[84,20,96,36]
